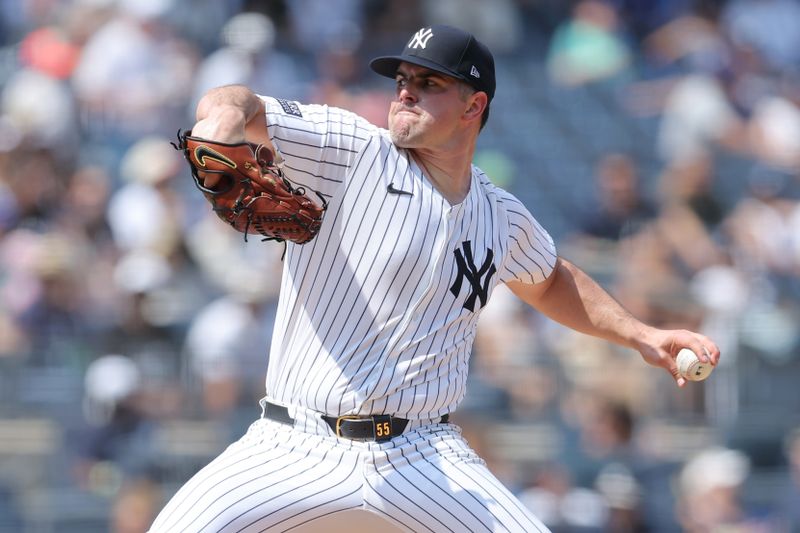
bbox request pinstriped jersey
[261,96,557,419]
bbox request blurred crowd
[1,0,800,531]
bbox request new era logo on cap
[369,24,496,100]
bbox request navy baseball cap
[370,25,496,101]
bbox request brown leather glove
[173,130,326,244]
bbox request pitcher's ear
[464,91,488,122]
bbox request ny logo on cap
[408,28,434,49]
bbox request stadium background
[1,0,800,531]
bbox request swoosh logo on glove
[194,145,237,169]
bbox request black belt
[262,401,449,443]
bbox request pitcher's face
[388,63,471,149]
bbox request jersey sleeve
[500,197,558,285]
[260,96,378,198]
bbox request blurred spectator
[190,11,311,111]
[0,148,65,225]
[611,0,698,44]
[688,262,749,369]
[640,3,730,73]
[71,0,196,155]
[1,68,78,154]
[182,205,284,300]
[184,291,275,417]
[180,203,283,419]
[655,152,728,272]
[0,226,94,364]
[574,153,658,243]
[306,25,391,126]
[676,446,773,532]
[562,395,640,485]
[73,354,159,493]
[61,165,114,241]
[723,166,800,364]
[656,71,749,163]
[164,0,246,54]
[110,478,161,533]
[106,136,184,255]
[0,309,26,358]
[420,0,524,54]
[546,0,632,87]
[472,284,555,419]
[522,393,658,531]
[284,0,365,55]
[519,462,610,532]
[725,166,800,278]
[747,93,800,171]
[0,484,22,531]
[621,7,756,162]
[19,24,82,80]
[605,152,727,327]
[360,0,425,53]
[780,429,800,530]
[594,461,646,532]
[722,0,800,72]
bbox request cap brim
[370,55,468,84]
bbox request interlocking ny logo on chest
[450,241,496,312]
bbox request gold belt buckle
[335,415,362,438]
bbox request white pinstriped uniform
[150,97,557,532]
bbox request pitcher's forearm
[508,258,650,349]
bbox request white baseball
[677,348,713,381]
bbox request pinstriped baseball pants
[149,416,550,533]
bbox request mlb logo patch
[276,98,303,118]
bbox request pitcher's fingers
[668,360,686,388]
[701,339,721,365]
[691,335,720,365]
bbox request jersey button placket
[406,207,455,324]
